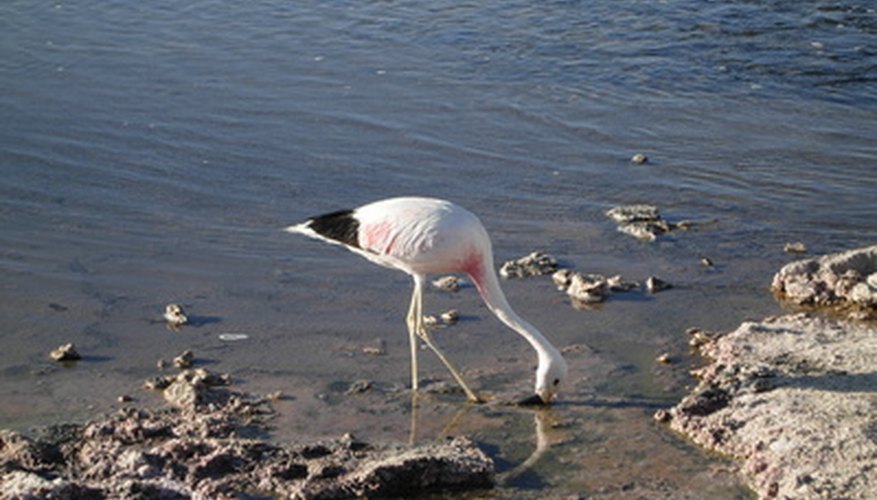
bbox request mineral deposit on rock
[771,244,877,308]
[662,314,877,499]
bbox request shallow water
[1,0,875,497]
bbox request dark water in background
[1,0,875,496]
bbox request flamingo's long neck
[467,258,561,366]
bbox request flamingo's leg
[412,276,482,403]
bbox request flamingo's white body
[286,197,567,404]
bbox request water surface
[1,0,875,497]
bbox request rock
[655,353,672,365]
[499,251,558,279]
[552,269,574,289]
[606,274,638,292]
[0,368,494,498]
[173,349,194,369]
[440,309,459,325]
[653,409,671,423]
[783,242,807,254]
[645,276,671,293]
[345,379,373,395]
[432,276,460,292]
[605,205,661,224]
[164,303,188,327]
[362,339,386,356]
[49,343,81,362]
[605,205,672,242]
[423,315,440,328]
[663,314,877,499]
[566,273,608,304]
[630,153,649,164]
[771,245,877,309]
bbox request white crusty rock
[662,314,877,499]
[772,245,877,308]
[499,251,558,279]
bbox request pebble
[423,315,440,328]
[117,395,133,403]
[50,343,81,362]
[143,376,173,391]
[700,258,714,268]
[656,353,672,364]
[432,276,460,292]
[362,339,386,356]
[156,359,168,370]
[345,379,373,395]
[173,350,194,369]
[606,274,639,292]
[631,153,649,164]
[646,276,672,293]
[653,409,672,423]
[440,309,460,325]
[784,242,808,254]
[164,304,188,327]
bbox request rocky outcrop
[662,314,877,499]
[772,244,877,311]
[0,369,494,498]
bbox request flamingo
[286,197,567,405]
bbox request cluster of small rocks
[552,269,671,308]
[772,244,877,315]
[424,309,460,328]
[605,205,693,242]
[1,366,495,498]
[499,251,558,279]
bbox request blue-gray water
[1,0,875,497]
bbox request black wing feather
[306,209,360,248]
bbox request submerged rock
[772,244,877,309]
[499,251,558,279]
[0,368,495,498]
[661,314,877,499]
